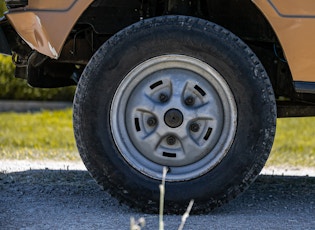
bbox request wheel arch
[253,0,315,84]
[5,0,93,59]
[199,1,295,100]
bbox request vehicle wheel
[73,15,276,213]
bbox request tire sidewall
[74,16,276,211]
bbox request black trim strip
[277,101,315,118]
[294,81,315,94]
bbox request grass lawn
[266,117,315,167]
[0,109,80,161]
[0,109,314,167]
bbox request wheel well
[7,0,295,100]
[77,0,295,99]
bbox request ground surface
[1,161,314,230]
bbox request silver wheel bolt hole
[147,117,157,127]
[166,135,177,145]
[190,123,200,132]
[185,96,195,106]
[159,93,169,103]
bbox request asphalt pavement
[0,161,314,230]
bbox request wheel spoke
[195,105,218,121]
[141,131,162,152]
[180,134,202,156]
[128,93,157,114]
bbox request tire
[73,15,276,213]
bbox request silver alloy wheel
[111,55,237,181]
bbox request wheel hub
[164,109,183,128]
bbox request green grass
[0,109,79,161]
[266,117,315,167]
[0,109,314,167]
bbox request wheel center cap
[164,108,183,128]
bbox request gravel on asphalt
[1,160,315,229]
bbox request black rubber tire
[73,15,276,213]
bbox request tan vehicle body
[253,0,315,82]
[5,0,315,83]
[6,0,93,59]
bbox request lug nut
[185,96,195,106]
[166,135,177,145]
[159,93,169,103]
[190,123,200,132]
[147,117,157,127]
